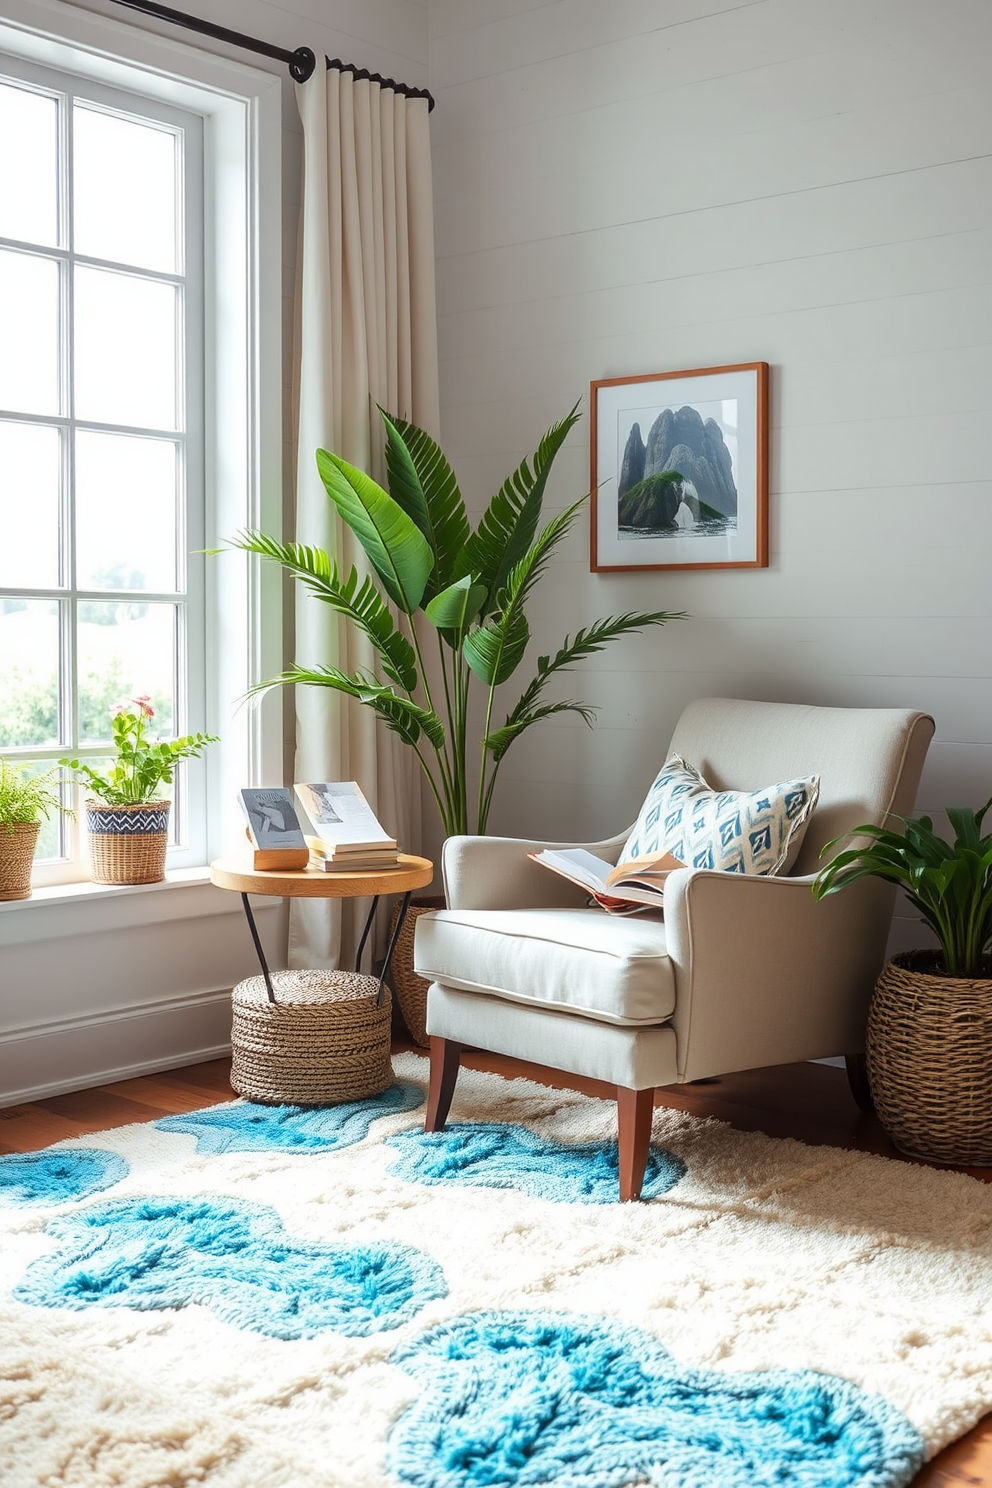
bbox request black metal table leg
[354,895,380,974]
[241,891,276,1004]
[377,890,413,1008]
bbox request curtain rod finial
[290,47,316,83]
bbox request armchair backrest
[667,698,935,877]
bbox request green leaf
[314,448,433,614]
[380,411,469,600]
[484,700,596,763]
[462,498,589,690]
[229,531,418,691]
[462,611,530,687]
[502,611,683,733]
[252,666,444,751]
[492,497,587,624]
[460,405,581,614]
[424,575,487,633]
[0,760,65,824]
[813,807,992,976]
[947,803,992,850]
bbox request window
[0,1,282,919]
[0,57,207,882]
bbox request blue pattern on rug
[15,1193,446,1339]
[0,1148,128,1206]
[385,1123,687,1203]
[154,1080,424,1153]
[389,1311,925,1488]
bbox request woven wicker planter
[387,895,446,1047]
[0,821,41,901]
[867,950,992,1165]
[231,969,392,1105]
[86,800,170,885]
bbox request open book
[294,781,399,867]
[529,847,683,915]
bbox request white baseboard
[2,1041,233,1108]
[0,987,235,1107]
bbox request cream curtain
[290,66,440,969]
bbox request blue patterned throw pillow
[620,756,819,875]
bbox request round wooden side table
[210,854,434,1104]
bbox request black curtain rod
[109,0,317,80]
[109,0,437,105]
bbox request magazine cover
[239,787,307,849]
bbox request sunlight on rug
[1,1052,991,1487]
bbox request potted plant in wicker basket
[61,698,217,885]
[813,800,992,1165]
[0,761,69,901]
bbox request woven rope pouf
[231,969,392,1105]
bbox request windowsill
[0,863,279,948]
[0,864,214,912]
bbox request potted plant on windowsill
[813,800,992,1165]
[61,698,218,885]
[0,761,70,902]
[229,406,683,1042]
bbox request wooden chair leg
[425,1036,461,1132]
[617,1085,655,1201]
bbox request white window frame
[0,59,208,880]
[0,0,283,923]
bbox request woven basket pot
[231,969,392,1105]
[867,949,992,1165]
[86,800,170,885]
[387,895,446,1047]
[0,821,41,901]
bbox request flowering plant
[60,698,218,807]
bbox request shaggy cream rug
[1,1052,991,1488]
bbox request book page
[295,781,396,850]
[530,848,613,894]
[606,850,683,889]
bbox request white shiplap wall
[428,0,992,951]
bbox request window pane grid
[0,64,198,879]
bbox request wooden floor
[2,1048,990,1487]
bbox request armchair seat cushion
[414,907,675,1027]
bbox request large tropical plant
[233,406,682,837]
[812,801,992,979]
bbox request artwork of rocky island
[617,404,737,536]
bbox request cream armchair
[413,698,935,1200]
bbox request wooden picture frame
[590,362,769,572]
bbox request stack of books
[294,781,401,872]
[239,781,403,872]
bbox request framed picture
[590,362,769,572]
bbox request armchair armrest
[662,868,897,1080]
[442,831,630,911]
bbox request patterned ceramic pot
[85,800,171,885]
[0,820,41,901]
